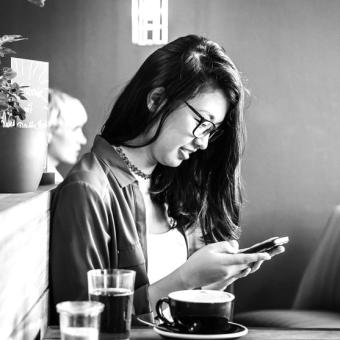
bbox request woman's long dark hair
[102,35,246,242]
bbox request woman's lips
[179,147,196,160]
[179,148,189,160]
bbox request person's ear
[147,87,167,112]
[47,124,59,144]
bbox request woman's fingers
[232,267,252,280]
[220,252,271,266]
[210,240,239,254]
[243,246,285,274]
[182,241,273,289]
[207,266,253,289]
[198,243,283,288]
[268,245,285,257]
[228,239,239,251]
[248,260,263,273]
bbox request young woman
[50,35,282,321]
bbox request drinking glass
[87,269,135,340]
[57,301,104,340]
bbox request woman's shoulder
[54,152,113,200]
[66,152,108,184]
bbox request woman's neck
[119,145,157,176]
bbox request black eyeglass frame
[184,101,224,141]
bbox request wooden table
[44,326,340,339]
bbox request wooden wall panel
[0,186,54,340]
[9,290,49,340]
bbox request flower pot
[0,127,47,193]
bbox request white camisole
[147,228,187,284]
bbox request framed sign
[11,57,49,127]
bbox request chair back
[293,205,340,311]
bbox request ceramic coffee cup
[155,290,235,334]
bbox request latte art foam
[169,290,234,303]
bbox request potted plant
[0,35,47,193]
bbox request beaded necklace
[113,146,152,180]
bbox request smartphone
[240,236,289,254]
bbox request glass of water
[57,301,104,340]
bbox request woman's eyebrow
[198,109,215,121]
[186,101,223,125]
[200,110,223,125]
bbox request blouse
[50,135,191,323]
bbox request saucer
[153,322,248,339]
[135,315,248,339]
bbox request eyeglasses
[184,101,224,141]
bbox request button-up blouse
[50,135,190,323]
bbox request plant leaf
[2,67,17,80]
[27,0,46,8]
[17,106,26,120]
[0,47,16,56]
[0,35,28,46]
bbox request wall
[1,0,340,312]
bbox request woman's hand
[178,240,271,289]
[204,243,286,290]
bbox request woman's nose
[78,130,87,145]
[194,134,209,150]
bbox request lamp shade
[132,0,168,46]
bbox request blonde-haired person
[47,89,88,182]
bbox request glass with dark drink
[87,269,135,340]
